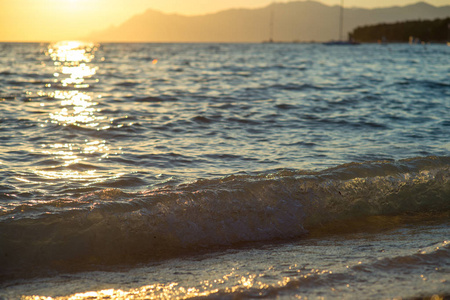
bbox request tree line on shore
[350,17,450,43]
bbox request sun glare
[35,41,110,183]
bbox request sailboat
[324,0,359,45]
[262,2,275,43]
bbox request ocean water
[0,42,449,299]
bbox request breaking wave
[1,156,449,280]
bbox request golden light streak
[33,41,111,182]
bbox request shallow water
[0,42,449,299]
[1,218,448,299]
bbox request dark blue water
[0,42,449,299]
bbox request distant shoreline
[1,40,449,45]
[350,17,450,44]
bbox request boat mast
[339,0,344,41]
[269,2,274,43]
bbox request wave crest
[1,156,449,279]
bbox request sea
[0,41,449,299]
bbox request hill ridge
[88,1,450,42]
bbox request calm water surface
[0,42,449,299]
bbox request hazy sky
[1,0,450,41]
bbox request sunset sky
[1,0,450,42]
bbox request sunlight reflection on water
[0,42,449,300]
[36,41,109,183]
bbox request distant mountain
[88,1,450,42]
